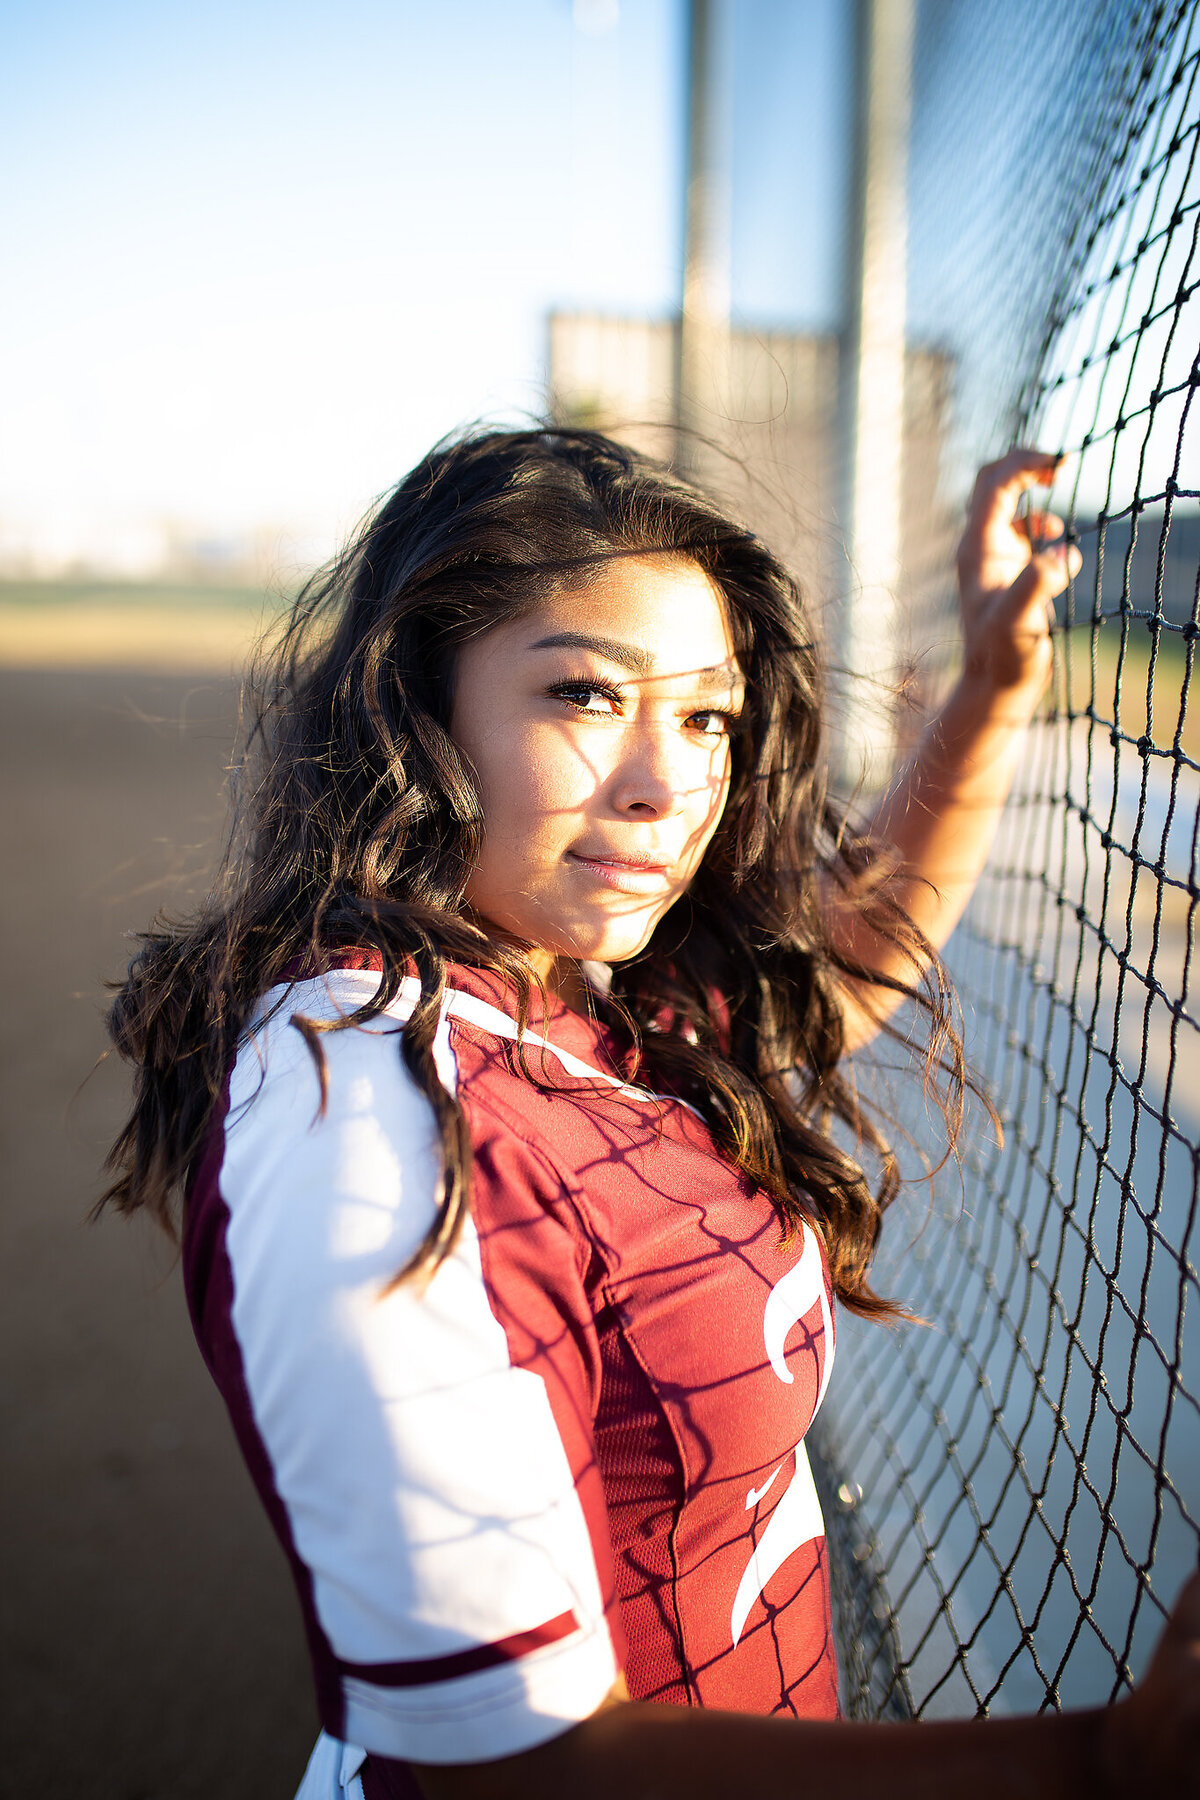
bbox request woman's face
[449,555,744,994]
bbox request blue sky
[0,0,850,572]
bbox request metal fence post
[836,0,915,791]
[678,0,733,481]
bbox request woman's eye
[550,680,624,716]
[689,710,734,737]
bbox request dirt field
[0,668,318,1798]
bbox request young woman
[103,429,1199,1798]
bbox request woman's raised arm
[829,449,1081,1050]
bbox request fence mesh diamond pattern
[817,0,1200,1720]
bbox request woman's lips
[567,851,674,894]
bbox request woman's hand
[956,448,1082,702]
[829,448,1084,1049]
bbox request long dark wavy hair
[101,426,966,1320]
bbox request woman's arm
[406,1571,1200,1800]
[830,449,1080,1050]
[408,1573,1200,1799]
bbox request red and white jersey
[184,956,837,1779]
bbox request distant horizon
[1,494,1194,593]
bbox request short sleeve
[184,973,622,1765]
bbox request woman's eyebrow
[528,630,653,673]
[698,672,746,700]
[528,630,742,693]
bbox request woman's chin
[566,914,665,969]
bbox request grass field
[0,578,289,672]
[4,581,1195,768]
[1055,619,1200,765]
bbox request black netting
[818,0,1200,1719]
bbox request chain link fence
[817,0,1200,1719]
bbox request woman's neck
[548,960,596,1017]
[467,925,593,1019]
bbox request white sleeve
[210,974,619,1763]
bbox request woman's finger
[963,450,1064,549]
[1015,511,1066,546]
[998,542,1081,615]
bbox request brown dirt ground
[0,668,318,1799]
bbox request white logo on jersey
[745,1462,785,1509]
[730,1220,832,1648]
[761,1223,834,1414]
[731,1442,824,1647]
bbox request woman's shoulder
[219,954,599,1198]
[208,953,648,1250]
[183,955,603,1338]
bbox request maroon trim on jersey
[337,1609,580,1688]
[280,945,385,984]
[182,1085,346,1741]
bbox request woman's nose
[608,725,686,819]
